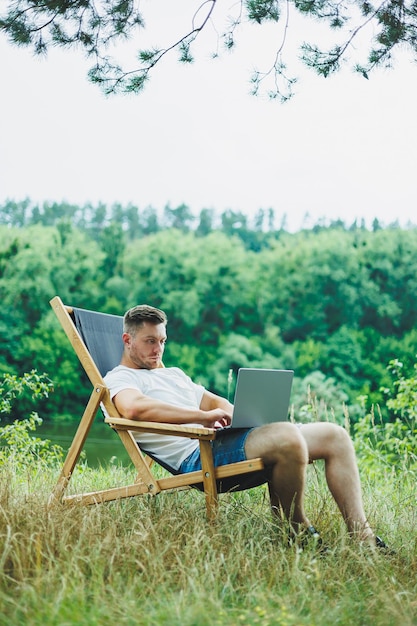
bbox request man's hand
[200,408,232,429]
[199,390,234,428]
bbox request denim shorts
[179,427,271,493]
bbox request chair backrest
[72,307,124,377]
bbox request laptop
[224,368,294,429]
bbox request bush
[353,409,417,479]
[0,371,63,469]
[353,359,417,478]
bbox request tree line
[0,198,394,244]
[1,199,417,425]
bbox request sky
[1,2,416,232]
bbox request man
[104,304,388,549]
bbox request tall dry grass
[0,458,416,626]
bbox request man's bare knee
[325,423,354,452]
[299,421,355,463]
[245,423,308,465]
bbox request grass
[0,459,416,626]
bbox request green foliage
[291,370,350,424]
[322,326,364,390]
[0,412,63,469]
[383,358,417,430]
[292,338,323,376]
[2,199,417,426]
[354,410,417,479]
[0,370,53,416]
[206,332,293,397]
[246,0,280,24]
[0,224,105,327]
[0,371,63,468]
[354,361,417,478]
[2,0,417,98]
[122,229,260,348]
[18,312,90,417]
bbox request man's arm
[199,389,233,413]
[112,387,232,429]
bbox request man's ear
[122,332,131,347]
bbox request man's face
[123,322,167,369]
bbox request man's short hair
[124,304,167,334]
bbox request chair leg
[199,439,218,521]
[116,429,160,494]
[48,385,106,505]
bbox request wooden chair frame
[49,296,264,520]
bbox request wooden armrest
[104,416,216,440]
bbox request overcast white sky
[1,2,416,231]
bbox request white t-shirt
[103,366,205,470]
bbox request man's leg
[244,423,311,528]
[299,422,374,541]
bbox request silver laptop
[226,368,294,429]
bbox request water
[38,419,131,467]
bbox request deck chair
[49,296,265,520]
